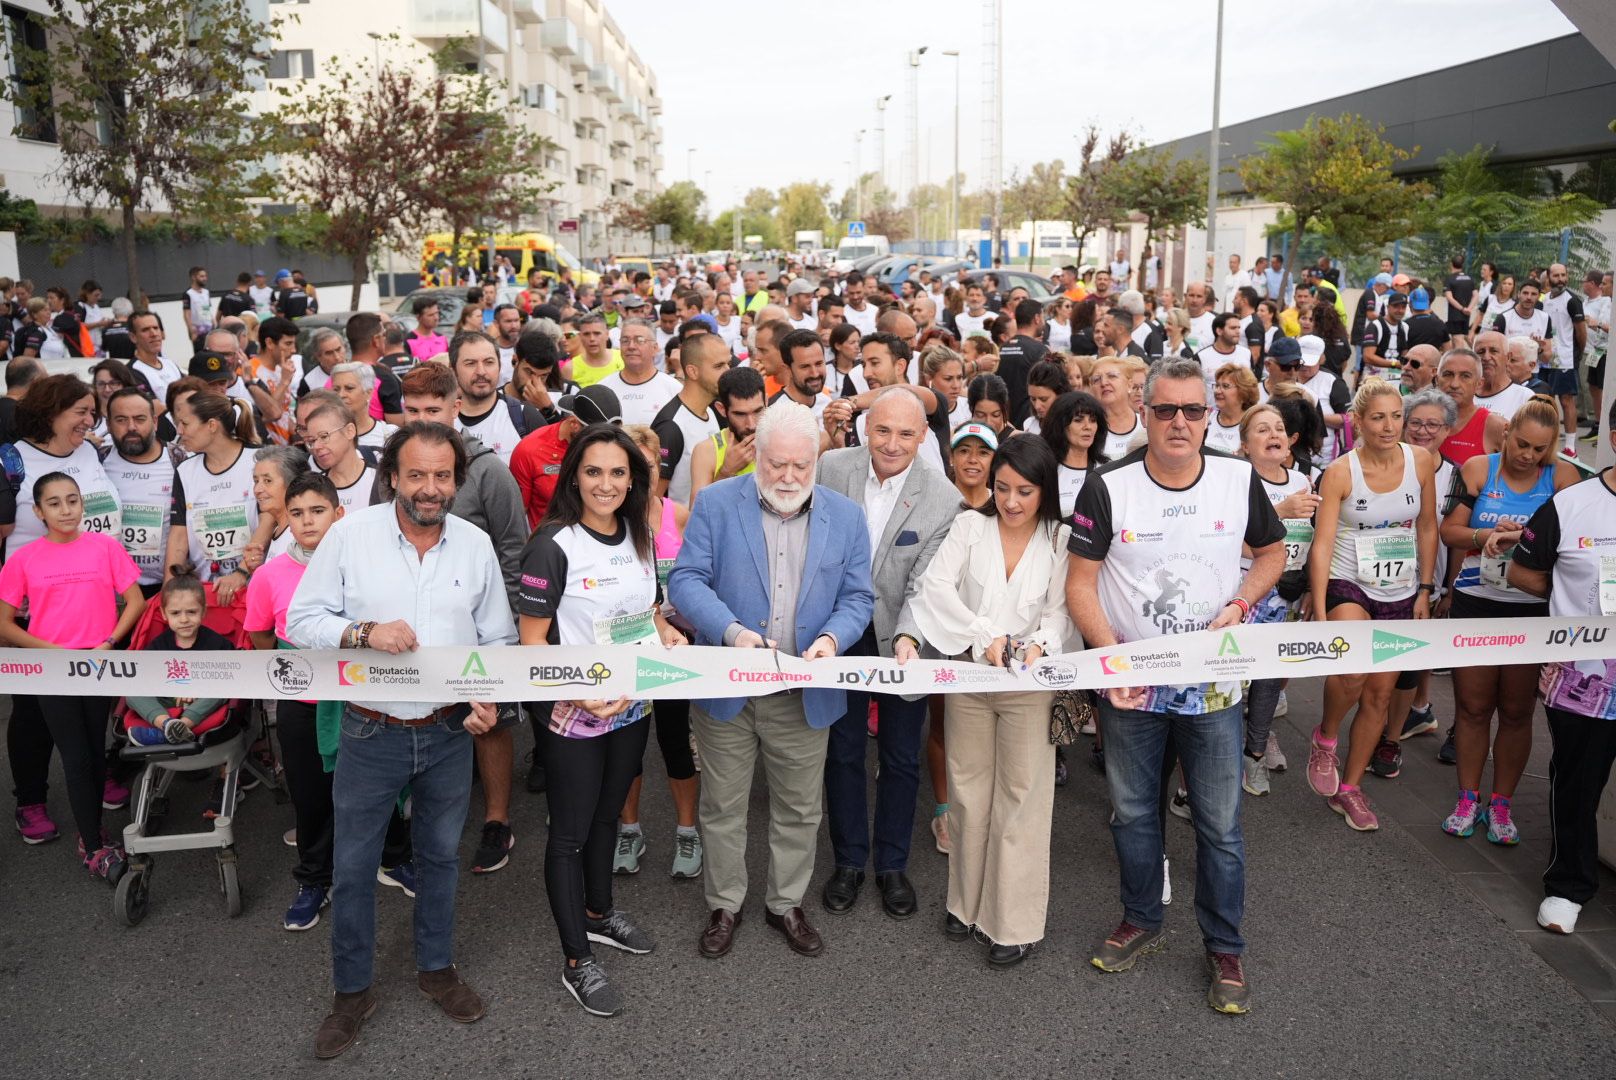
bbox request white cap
[1297,334,1325,367]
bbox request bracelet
[1417,582,1436,593]
[1472,528,1482,549]
[1228,596,1251,620]
[359,621,376,649]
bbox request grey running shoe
[1091,921,1167,973]
[562,960,623,1017]
[586,908,655,954]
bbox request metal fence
[14,237,356,304]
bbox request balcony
[540,16,577,56]
[409,0,507,55]
[589,64,621,104]
[511,0,541,26]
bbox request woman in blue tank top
[1438,396,1580,844]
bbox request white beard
[761,480,812,516]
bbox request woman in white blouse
[901,436,1073,966]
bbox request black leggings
[36,695,111,852]
[276,700,334,888]
[635,699,695,782]
[8,693,51,806]
[541,718,650,961]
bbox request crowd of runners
[0,251,1611,1051]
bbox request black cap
[188,350,232,382]
[1386,290,1409,305]
[557,383,622,425]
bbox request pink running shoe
[1306,731,1340,797]
[1328,787,1380,831]
[15,804,58,844]
[1483,796,1520,846]
[102,776,130,811]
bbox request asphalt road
[3,676,1614,1080]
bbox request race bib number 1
[1480,545,1518,592]
[81,490,121,537]
[194,504,249,563]
[1354,529,1416,591]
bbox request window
[3,3,54,142]
[267,49,314,80]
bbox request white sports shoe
[1162,856,1172,906]
[1537,896,1582,935]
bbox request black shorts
[1325,578,1417,619]
[1591,351,1607,391]
[1450,589,1548,620]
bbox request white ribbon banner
[3,616,1612,705]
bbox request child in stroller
[124,568,237,746]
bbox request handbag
[1050,688,1095,746]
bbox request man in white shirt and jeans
[288,422,516,1060]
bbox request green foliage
[776,182,832,238]
[1102,146,1207,254]
[1239,114,1428,296]
[1062,128,1133,263]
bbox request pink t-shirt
[243,552,306,642]
[0,532,139,647]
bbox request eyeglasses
[1406,419,1446,433]
[304,427,350,447]
[1148,403,1209,421]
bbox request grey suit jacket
[816,446,961,656]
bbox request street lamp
[908,47,927,245]
[942,49,960,257]
[874,95,892,192]
[687,146,697,182]
[854,129,866,219]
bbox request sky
[605,0,1578,215]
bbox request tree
[1003,160,1067,269]
[284,63,483,309]
[776,181,832,238]
[1409,145,1608,280]
[645,181,706,248]
[1239,113,1428,300]
[0,0,278,302]
[1102,145,1208,280]
[1061,127,1133,268]
[427,55,556,277]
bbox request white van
[834,234,890,272]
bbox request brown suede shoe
[418,965,485,1023]
[314,988,378,1059]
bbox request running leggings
[541,718,650,961]
[635,698,695,781]
[35,694,112,852]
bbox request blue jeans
[823,628,928,874]
[1100,699,1245,955]
[331,710,473,993]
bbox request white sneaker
[1242,755,1271,797]
[1538,896,1582,935]
[1162,856,1172,906]
[1266,730,1287,772]
[1273,691,1288,718]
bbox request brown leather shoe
[765,906,824,956]
[418,965,486,1023]
[314,988,378,1059]
[699,908,741,958]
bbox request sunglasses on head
[1148,403,1209,421]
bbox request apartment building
[264,0,663,258]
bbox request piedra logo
[1278,636,1352,664]
[531,661,612,689]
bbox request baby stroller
[112,584,256,926]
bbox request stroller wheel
[116,865,151,927]
[218,850,242,917]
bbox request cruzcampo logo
[1372,629,1428,664]
[462,652,488,678]
[637,657,699,692]
[1218,632,1242,657]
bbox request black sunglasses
[1148,403,1209,421]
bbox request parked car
[960,269,1057,303]
[391,287,468,330]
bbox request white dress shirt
[286,501,515,717]
[863,461,913,568]
[911,510,1073,661]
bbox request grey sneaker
[1206,952,1251,1015]
[1091,921,1167,973]
[1169,788,1193,822]
[1265,730,1287,772]
[1242,755,1270,797]
[562,959,622,1017]
[586,908,655,954]
[669,830,703,879]
[612,828,645,875]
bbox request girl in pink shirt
[0,472,145,883]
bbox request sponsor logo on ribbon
[1372,630,1427,663]
[636,657,699,692]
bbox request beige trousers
[944,689,1056,946]
[691,693,830,915]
